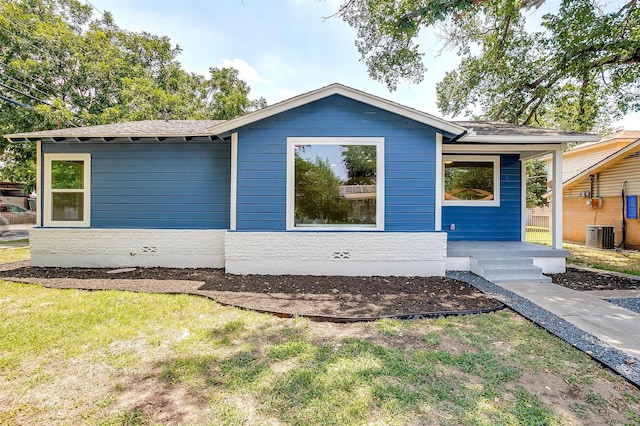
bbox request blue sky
[90,0,638,130]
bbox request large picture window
[287,138,384,230]
[443,155,500,207]
[44,153,91,227]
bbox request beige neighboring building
[546,130,640,249]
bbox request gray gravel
[606,298,640,314]
[448,271,640,387]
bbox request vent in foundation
[142,246,158,253]
[332,251,351,259]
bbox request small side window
[443,155,500,207]
[44,153,91,227]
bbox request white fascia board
[460,134,601,144]
[208,83,467,136]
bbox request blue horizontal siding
[235,95,439,232]
[443,154,522,241]
[43,140,230,229]
[92,187,229,197]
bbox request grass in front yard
[0,246,30,264]
[566,243,640,276]
[0,238,29,244]
[1,281,638,425]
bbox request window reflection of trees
[294,145,377,226]
[444,161,494,201]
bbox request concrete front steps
[447,241,569,284]
[471,257,551,283]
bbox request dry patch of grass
[566,243,640,275]
[0,246,30,265]
[1,281,639,425]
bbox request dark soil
[549,267,640,291]
[0,266,502,319]
[1,265,638,319]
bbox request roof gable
[563,138,640,190]
[207,83,467,137]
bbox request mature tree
[336,0,639,132]
[0,0,266,192]
[525,158,549,207]
[341,145,376,184]
[294,155,350,224]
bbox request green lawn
[1,246,639,424]
[526,229,640,276]
[0,246,30,264]
[566,243,640,276]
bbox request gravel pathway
[448,271,640,387]
[606,298,640,314]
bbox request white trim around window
[442,155,500,207]
[286,137,384,231]
[43,153,91,227]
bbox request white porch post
[230,132,238,231]
[36,140,42,227]
[521,159,526,241]
[551,147,563,249]
[435,133,443,231]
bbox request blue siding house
[5,84,599,278]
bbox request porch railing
[525,207,551,245]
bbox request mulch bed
[0,266,502,319]
[1,265,638,320]
[548,267,640,291]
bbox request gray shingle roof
[4,118,597,142]
[4,120,225,139]
[453,121,593,137]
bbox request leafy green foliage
[444,160,494,200]
[341,145,376,184]
[50,160,83,189]
[526,158,548,207]
[337,0,639,132]
[294,154,350,224]
[0,0,266,191]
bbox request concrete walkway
[497,282,640,361]
[448,271,640,386]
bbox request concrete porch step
[471,257,551,284]
[484,274,552,284]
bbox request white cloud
[219,58,265,83]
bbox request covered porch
[447,121,601,251]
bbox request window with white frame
[44,153,91,226]
[443,155,500,207]
[287,137,384,230]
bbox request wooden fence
[525,206,551,245]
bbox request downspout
[620,180,627,249]
[449,130,468,143]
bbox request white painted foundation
[29,228,226,268]
[27,228,566,276]
[445,256,471,271]
[225,231,448,276]
[532,257,567,274]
